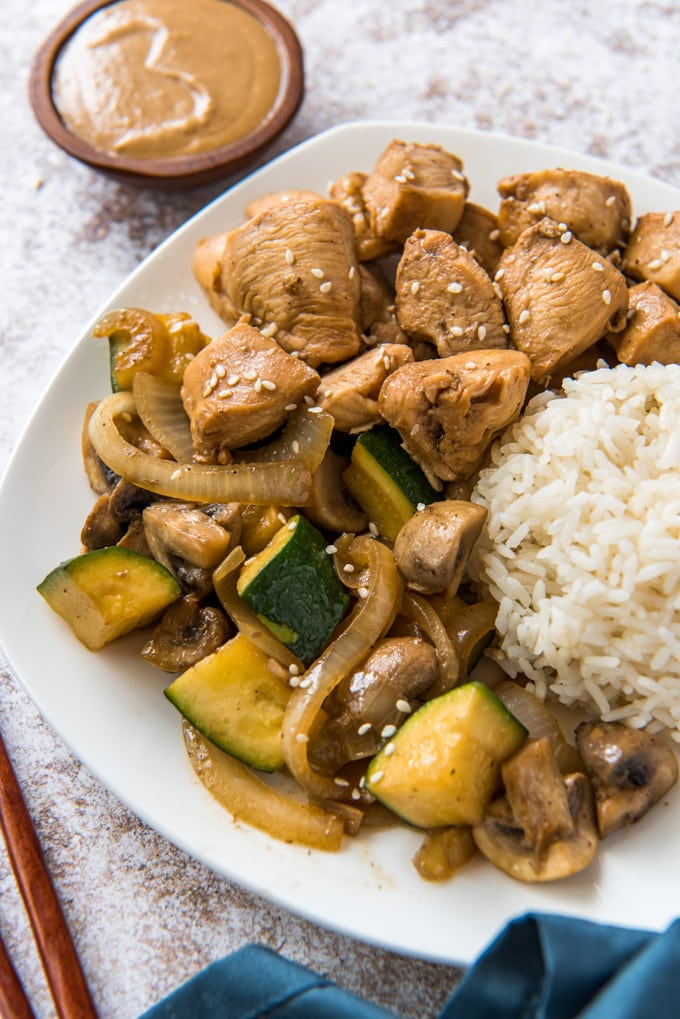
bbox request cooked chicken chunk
[498,218,628,381]
[214,198,363,368]
[192,233,238,325]
[362,140,468,245]
[319,343,413,432]
[497,168,632,254]
[608,281,680,366]
[452,202,505,277]
[244,189,323,219]
[181,322,319,462]
[623,211,680,301]
[395,229,507,357]
[378,349,531,483]
[329,171,397,261]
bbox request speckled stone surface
[1,1,679,1016]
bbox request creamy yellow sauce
[52,0,282,160]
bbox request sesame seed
[349,265,356,280]
[215,363,226,377]
[465,360,477,369]
[648,258,663,270]
[334,776,350,787]
[451,325,464,337]
[285,248,295,264]
[519,309,531,324]
[381,724,397,738]
[494,267,505,280]
[489,229,501,241]
[370,770,384,784]
[253,378,263,393]
[295,732,309,743]
[383,742,396,756]
[368,522,379,536]
[502,324,511,334]
[447,281,463,293]
[278,512,288,525]
[170,469,182,480]
[358,586,369,599]
[319,280,332,294]
[261,322,278,337]
[343,563,355,573]
[560,230,573,244]
[661,249,671,262]
[359,775,366,789]
[289,663,300,675]
[218,389,233,399]
[410,280,420,295]
[311,267,325,278]
[357,722,372,736]
[291,440,301,454]
[285,403,297,411]
[228,374,240,385]
[307,405,323,414]
[551,271,565,282]
[288,519,298,530]
[395,698,411,713]
[416,502,426,512]
[403,167,415,180]
[602,289,612,305]
[478,324,487,340]
[394,174,407,183]
[289,675,300,687]
[299,677,312,689]
[451,168,465,182]
[592,261,604,272]
[605,194,617,207]
[261,379,277,391]
[558,222,568,232]
[351,788,361,800]
[527,200,547,214]
[243,369,257,381]
[664,212,673,227]
[383,355,391,370]
[325,544,337,555]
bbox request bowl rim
[28,0,305,187]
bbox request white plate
[1,121,679,966]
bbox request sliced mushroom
[143,502,233,571]
[109,478,157,522]
[116,514,151,556]
[473,737,598,882]
[302,448,368,534]
[80,493,126,550]
[140,595,232,672]
[307,637,438,774]
[575,721,679,839]
[393,500,487,596]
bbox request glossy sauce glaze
[52,0,282,159]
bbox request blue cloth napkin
[141,912,680,1018]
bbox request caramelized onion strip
[88,392,311,505]
[282,536,402,802]
[183,722,344,851]
[132,372,194,463]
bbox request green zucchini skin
[238,515,350,665]
[357,426,442,507]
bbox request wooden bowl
[29,0,304,189]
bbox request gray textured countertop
[1,2,679,1016]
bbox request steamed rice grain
[470,362,680,741]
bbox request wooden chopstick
[0,728,98,1019]
[0,929,35,1019]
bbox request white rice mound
[470,361,680,741]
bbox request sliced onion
[232,407,333,472]
[183,722,344,851]
[88,392,312,505]
[132,372,194,463]
[399,593,459,697]
[212,546,304,672]
[282,536,403,802]
[494,680,582,773]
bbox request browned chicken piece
[358,263,407,346]
[452,202,505,277]
[498,218,629,382]
[395,229,507,357]
[378,348,531,484]
[181,321,319,462]
[216,198,363,368]
[623,211,680,301]
[329,171,397,261]
[318,343,413,432]
[497,168,632,254]
[362,140,469,245]
[192,233,238,325]
[244,189,323,219]
[608,281,680,366]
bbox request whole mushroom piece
[393,500,487,596]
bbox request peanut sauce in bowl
[29,0,304,187]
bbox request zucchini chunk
[343,425,442,542]
[37,546,182,651]
[237,514,350,665]
[365,681,527,828]
[165,633,291,772]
